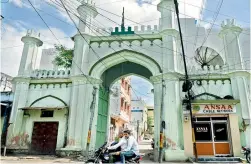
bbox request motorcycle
[85,142,142,163]
[241,146,250,163]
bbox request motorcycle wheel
[246,153,250,163]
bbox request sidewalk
[1,155,74,163]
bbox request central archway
[89,50,161,148]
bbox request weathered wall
[21,108,68,149]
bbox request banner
[192,104,236,114]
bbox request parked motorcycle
[85,142,142,163]
[242,146,250,163]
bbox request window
[213,123,228,141]
[40,110,54,117]
[194,123,212,141]
[196,117,210,121]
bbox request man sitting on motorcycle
[108,130,127,162]
[108,130,139,164]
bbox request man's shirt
[123,136,139,155]
[109,137,127,150]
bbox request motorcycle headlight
[104,154,109,160]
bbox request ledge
[191,99,240,104]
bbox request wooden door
[30,122,58,155]
[95,87,109,148]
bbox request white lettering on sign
[192,104,236,114]
[196,127,208,132]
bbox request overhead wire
[178,0,250,24]
[197,0,223,59]
[27,0,61,44]
[58,0,143,100]
[50,0,194,61]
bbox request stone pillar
[161,33,179,71]
[77,1,98,34]
[229,72,250,146]
[7,30,42,148]
[66,78,80,149]
[71,34,91,76]
[219,19,243,70]
[150,75,162,161]
[158,0,179,72]
[157,0,176,30]
[161,73,181,149]
[64,76,102,152]
[18,30,43,77]
[7,78,30,148]
[151,73,186,161]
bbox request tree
[53,45,73,69]
[147,116,153,134]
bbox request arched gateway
[6,0,250,162]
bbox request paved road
[0,140,191,163]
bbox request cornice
[150,72,183,83]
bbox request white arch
[89,50,162,79]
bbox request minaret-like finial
[121,7,125,31]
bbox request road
[0,140,189,163]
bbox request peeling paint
[67,138,75,146]
[8,132,30,148]
[166,137,177,150]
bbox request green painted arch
[29,95,68,107]
[101,61,154,88]
[88,49,162,76]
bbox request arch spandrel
[89,49,162,79]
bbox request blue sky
[1,0,250,106]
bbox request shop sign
[192,104,236,114]
[196,127,208,132]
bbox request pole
[159,79,165,163]
[86,86,98,156]
[173,0,198,161]
[137,120,139,142]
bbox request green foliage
[53,45,73,68]
[147,116,153,133]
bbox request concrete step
[196,157,241,163]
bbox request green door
[95,87,109,148]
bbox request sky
[0,0,250,106]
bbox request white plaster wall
[88,39,163,73]
[22,108,67,149]
[1,117,4,137]
[27,83,72,107]
[180,79,233,99]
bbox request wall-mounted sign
[192,104,236,114]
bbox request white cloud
[10,0,39,9]
[130,75,154,106]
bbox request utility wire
[197,0,223,56]
[178,0,250,24]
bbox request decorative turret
[157,0,176,31]
[77,0,98,34]
[111,7,135,35]
[219,19,243,70]
[18,30,43,77]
